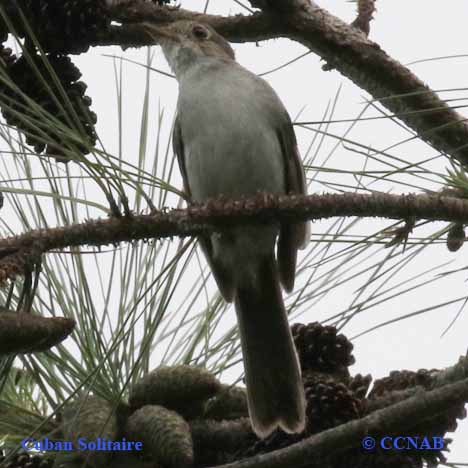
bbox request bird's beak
[142,23,179,44]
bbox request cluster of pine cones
[240,322,466,468]
[0,53,97,163]
[52,366,255,468]
[1,0,171,53]
[35,322,464,468]
[3,0,110,54]
[0,0,177,163]
[0,1,108,162]
[1,0,174,54]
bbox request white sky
[4,0,468,462]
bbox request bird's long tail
[234,254,306,438]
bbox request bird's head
[145,21,236,77]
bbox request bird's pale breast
[177,60,286,203]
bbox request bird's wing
[276,116,311,292]
[173,116,191,197]
[173,116,235,301]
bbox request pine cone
[347,373,372,399]
[447,223,465,252]
[204,385,248,420]
[191,418,255,466]
[304,373,362,434]
[369,369,437,397]
[0,54,97,162]
[292,322,355,378]
[61,394,118,467]
[129,365,222,420]
[10,0,110,54]
[126,405,194,468]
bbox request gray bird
[147,20,310,437]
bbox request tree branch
[3,1,468,165]
[92,0,468,169]
[282,3,468,167]
[0,191,467,284]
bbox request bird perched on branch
[146,20,310,438]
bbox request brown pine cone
[304,373,362,434]
[8,0,110,54]
[447,223,465,252]
[369,369,437,398]
[129,365,221,420]
[347,373,372,399]
[292,322,355,378]
[0,54,97,162]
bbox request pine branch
[2,1,467,167]
[92,0,468,169]
[1,191,468,284]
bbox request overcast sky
[4,0,468,462]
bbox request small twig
[351,0,377,36]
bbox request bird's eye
[192,25,209,40]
